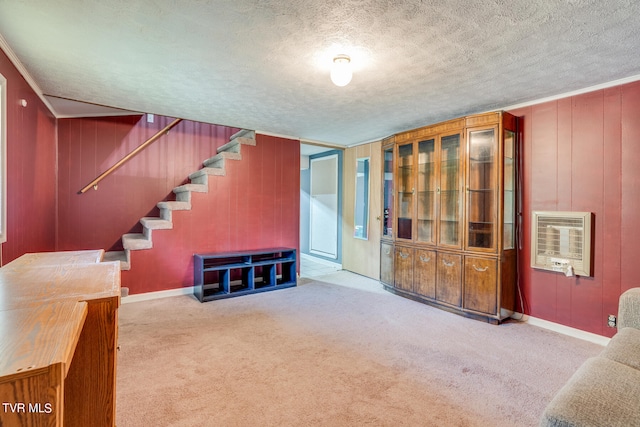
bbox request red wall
[57,115,240,252]
[509,80,640,337]
[0,49,57,264]
[56,115,300,294]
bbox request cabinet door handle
[399,252,409,259]
[473,264,489,272]
[419,255,431,263]
[384,249,390,255]
[442,260,455,267]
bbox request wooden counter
[0,262,120,311]
[0,301,87,427]
[2,250,105,269]
[0,252,120,426]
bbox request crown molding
[501,74,640,111]
[0,33,57,116]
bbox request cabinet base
[382,283,509,325]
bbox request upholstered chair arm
[618,288,640,330]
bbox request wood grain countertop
[0,261,121,311]
[0,301,88,382]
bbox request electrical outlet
[607,314,617,328]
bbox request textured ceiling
[1,0,639,145]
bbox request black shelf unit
[194,248,297,302]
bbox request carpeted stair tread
[157,200,191,210]
[173,183,208,194]
[103,250,131,271]
[122,233,152,250]
[230,129,256,140]
[216,136,256,154]
[140,217,173,230]
[189,167,225,181]
[203,151,241,167]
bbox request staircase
[102,129,256,271]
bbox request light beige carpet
[116,271,602,426]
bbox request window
[0,73,6,243]
[354,157,370,239]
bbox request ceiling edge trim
[299,140,345,150]
[0,34,57,117]
[501,74,640,111]
[256,129,345,149]
[346,136,387,149]
[359,74,640,146]
[55,111,144,119]
[255,129,301,142]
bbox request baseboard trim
[122,286,194,304]
[516,314,611,346]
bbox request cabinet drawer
[414,249,436,299]
[463,256,498,315]
[380,243,394,286]
[436,252,462,307]
[394,246,414,292]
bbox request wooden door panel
[464,256,498,315]
[436,252,462,306]
[380,242,394,286]
[343,142,383,279]
[414,249,436,298]
[394,246,414,292]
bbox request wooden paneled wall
[120,133,300,294]
[56,115,300,294]
[342,142,382,279]
[509,80,640,337]
[0,49,57,264]
[57,115,240,252]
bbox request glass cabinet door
[397,143,413,240]
[438,133,462,247]
[503,130,516,250]
[382,146,394,238]
[417,139,436,243]
[467,127,497,251]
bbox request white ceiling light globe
[330,55,352,87]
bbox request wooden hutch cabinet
[379,112,518,323]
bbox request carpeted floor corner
[116,271,602,426]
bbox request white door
[310,155,338,259]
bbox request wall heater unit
[531,211,593,277]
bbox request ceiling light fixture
[330,54,352,87]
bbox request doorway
[309,154,339,259]
[299,146,343,277]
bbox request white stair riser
[176,192,191,203]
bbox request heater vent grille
[531,211,593,276]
